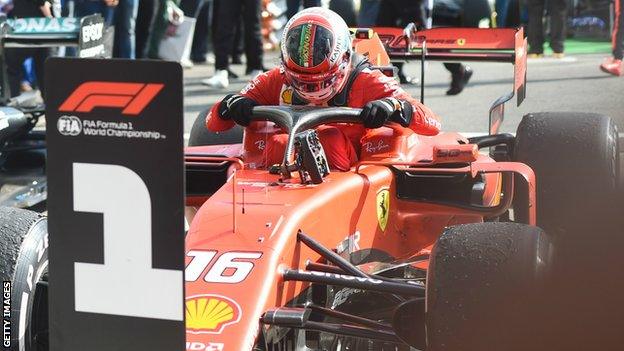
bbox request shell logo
[185,294,242,334]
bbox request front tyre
[426,223,551,351]
[0,207,48,351]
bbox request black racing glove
[218,94,258,127]
[359,98,413,129]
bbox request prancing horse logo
[376,189,390,231]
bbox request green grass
[541,38,612,55]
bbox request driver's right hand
[218,94,258,127]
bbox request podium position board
[46,58,185,351]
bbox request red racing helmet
[280,7,353,104]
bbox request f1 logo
[59,82,164,115]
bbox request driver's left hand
[359,98,402,128]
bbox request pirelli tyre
[426,223,551,351]
[514,113,623,348]
[513,112,619,234]
[188,108,244,146]
[0,207,48,351]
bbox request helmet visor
[285,71,339,93]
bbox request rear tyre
[188,108,244,146]
[426,222,551,351]
[514,112,619,234]
[0,207,48,351]
[515,113,624,349]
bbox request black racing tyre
[514,113,624,349]
[513,112,619,234]
[426,222,551,351]
[0,207,48,351]
[188,108,244,147]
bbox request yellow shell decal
[376,189,390,231]
[185,294,241,334]
[457,38,466,46]
[281,88,293,105]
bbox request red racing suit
[206,60,441,170]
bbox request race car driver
[206,7,441,171]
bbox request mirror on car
[489,102,505,135]
[393,168,509,211]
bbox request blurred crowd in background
[2,0,622,98]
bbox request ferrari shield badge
[376,189,390,231]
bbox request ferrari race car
[1,25,622,351]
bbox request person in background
[112,0,137,58]
[74,0,115,24]
[358,0,380,27]
[600,0,623,76]
[180,0,203,18]
[190,0,211,63]
[377,0,474,96]
[6,0,54,97]
[286,0,319,19]
[147,0,177,59]
[527,0,567,58]
[431,0,474,95]
[75,0,136,58]
[231,17,244,64]
[329,0,356,26]
[136,0,159,58]
[179,0,212,64]
[210,0,244,69]
[201,0,264,88]
[0,0,12,15]
[376,0,427,85]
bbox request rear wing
[0,15,109,103]
[352,26,528,134]
[0,15,106,55]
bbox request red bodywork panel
[184,132,535,351]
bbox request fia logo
[57,115,82,136]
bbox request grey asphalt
[182,52,624,137]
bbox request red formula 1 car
[181,26,620,350]
[1,26,620,351]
